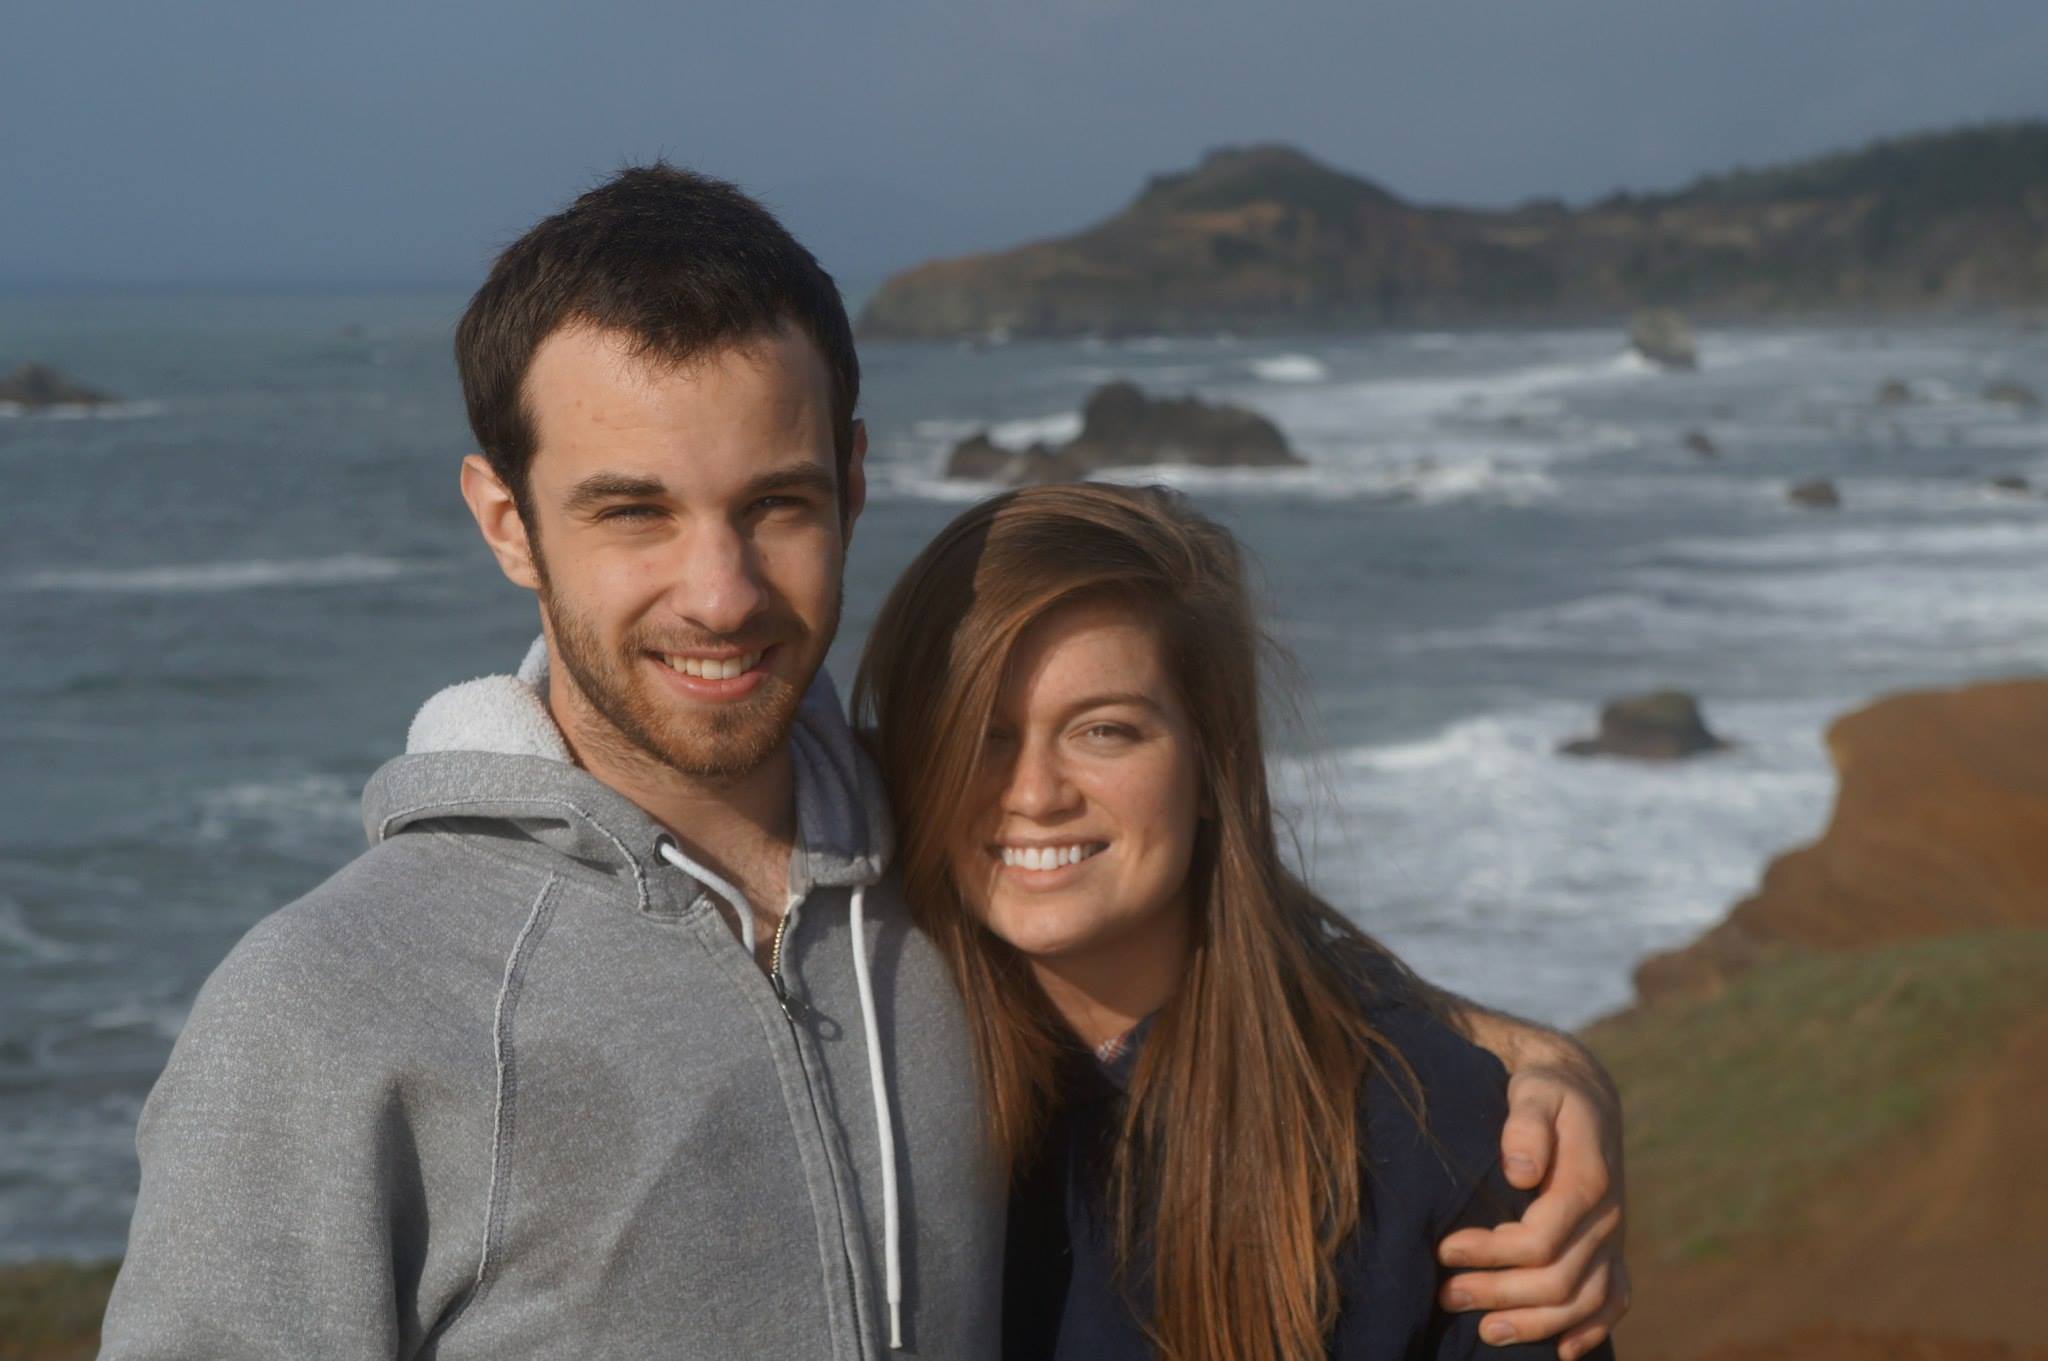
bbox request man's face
[501,322,862,781]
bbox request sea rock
[942,433,1069,484]
[1559,690,1728,761]
[944,380,1302,486]
[0,363,114,409]
[1876,377,1914,406]
[1632,679,2048,1005]
[1061,380,1300,472]
[1683,429,1720,457]
[1989,474,2031,494]
[1982,378,2041,408]
[1788,478,1841,509]
[1629,309,1699,371]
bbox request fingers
[1500,1073,1562,1189]
[1438,1207,1606,1313]
[1465,1258,1614,1350]
[1439,1179,1609,1270]
[1556,1262,1630,1360]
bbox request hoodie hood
[362,635,893,911]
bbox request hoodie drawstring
[657,840,904,1349]
[655,837,758,958]
[848,884,904,1350]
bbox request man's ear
[460,454,541,591]
[841,419,868,543]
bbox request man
[100,166,1625,1358]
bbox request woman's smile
[991,840,1111,874]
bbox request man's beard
[534,552,836,782]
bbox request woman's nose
[1001,743,1076,820]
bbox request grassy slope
[1585,928,2048,1264]
[0,1261,118,1361]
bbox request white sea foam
[195,774,360,847]
[1658,517,2048,568]
[987,411,1083,447]
[0,897,77,964]
[1273,698,1838,1025]
[0,399,167,421]
[1402,523,2048,667]
[14,554,411,593]
[1249,353,1329,384]
[81,1000,189,1042]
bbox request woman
[855,484,1617,1361]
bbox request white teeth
[998,843,1102,870]
[662,650,762,680]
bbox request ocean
[3,291,2045,1261]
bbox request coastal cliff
[1633,679,2048,1005]
[1596,678,2048,1361]
[859,122,2048,339]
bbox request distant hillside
[859,122,2048,339]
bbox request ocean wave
[1400,536,2048,664]
[882,454,1559,507]
[194,774,361,847]
[0,399,168,421]
[0,897,78,964]
[987,411,1083,447]
[1657,517,2048,568]
[12,554,413,593]
[1249,353,1329,384]
[1271,698,1838,1024]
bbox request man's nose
[669,523,769,636]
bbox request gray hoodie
[99,640,1004,1359]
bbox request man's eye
[598,504,663,522]
[752,495,812,516]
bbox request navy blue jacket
[1003,989,1617,1361]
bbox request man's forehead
[527,318,825,396]
[522,321,836,488]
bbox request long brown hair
[854,484,1427,1361]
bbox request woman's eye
[1080,723,1136,743]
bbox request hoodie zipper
[769,906,802,1021]
[654,834,804,1020]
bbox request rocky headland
[945,379,1302,485]
[860,121,2048,340]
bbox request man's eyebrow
[560,464,837,516]
[739,463,838,502]
[562,472,669,514]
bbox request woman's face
[949,597,1204,967]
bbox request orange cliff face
[1633,679,2048,1005]
[1603,677,2048,1361]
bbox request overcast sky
[5,0,2046,294]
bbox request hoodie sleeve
[98,914,429,1361]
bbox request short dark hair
[455,163,860,521]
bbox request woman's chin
[983,910,1108,965]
